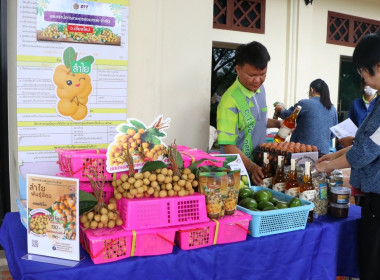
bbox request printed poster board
[16,0,129,203]
[27,174,80,262]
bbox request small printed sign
[27,174,80,261]
[106,115,170,173]
[291,152,319,167]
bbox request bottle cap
[296,105,302,110]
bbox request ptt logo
[73,3,88,10]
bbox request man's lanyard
[232,91,256,159]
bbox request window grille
[327,11,380,47]
[213,0,265,34]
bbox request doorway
[337,56,362,123]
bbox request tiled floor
[0,250,12,280]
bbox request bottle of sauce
[285,158,299,197]
[261,152,273,189]
[274,105,302,143]
[273,155,286,193]
[299,161,316,223]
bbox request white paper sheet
[329,118,358,139]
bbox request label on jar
[319,183,328,200]
[300,190,316,210]
[334,181,343,187]
[337,194,349,204]
[261,177,273,189]
[285,187,300,197]
[277,127,291,139]
[273,182,286,193]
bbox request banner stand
[22,254,85,267]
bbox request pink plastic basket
[56,149,103,172]
[79,182,114,204]
[176,210,251,250]
[56,149,132,181]
[82,226,132,264]
[81,225,178,264]
[117,193,208,230]
[56,149,111,181]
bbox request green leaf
[129,120,146,130]
[146,127,166,138]
[79,190,97,215]
[188,159,208,174]
[63,47,76,67]
[46,206,53,215]
[141,161,168,173]
[169,146,184,169]
[78,56,95,65]
[151,136,161,146]
[95,28,103,36]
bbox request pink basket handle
[234,223,250,234]
[202,159,220,167]
[156,233,176,246]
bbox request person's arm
[316,152,351,174]
[337,136,355,148]
[317,146,351,163]
[267,118,282,129]
[279,104,297,120]
[222,144,264,186]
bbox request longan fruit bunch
[80,198,122,230]
[108,128,167,166]
[52,194,77,230]
[112,167,199,200]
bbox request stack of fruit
[238,187,302,211]
[112,167,198,200]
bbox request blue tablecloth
[0,207,361,280]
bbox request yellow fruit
[57,98,78,116]
[127,129,136,136]
[71,103,88,121]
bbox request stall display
[70,134,247,264]
[9,114,357,271]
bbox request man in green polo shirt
[217,41,281,185]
